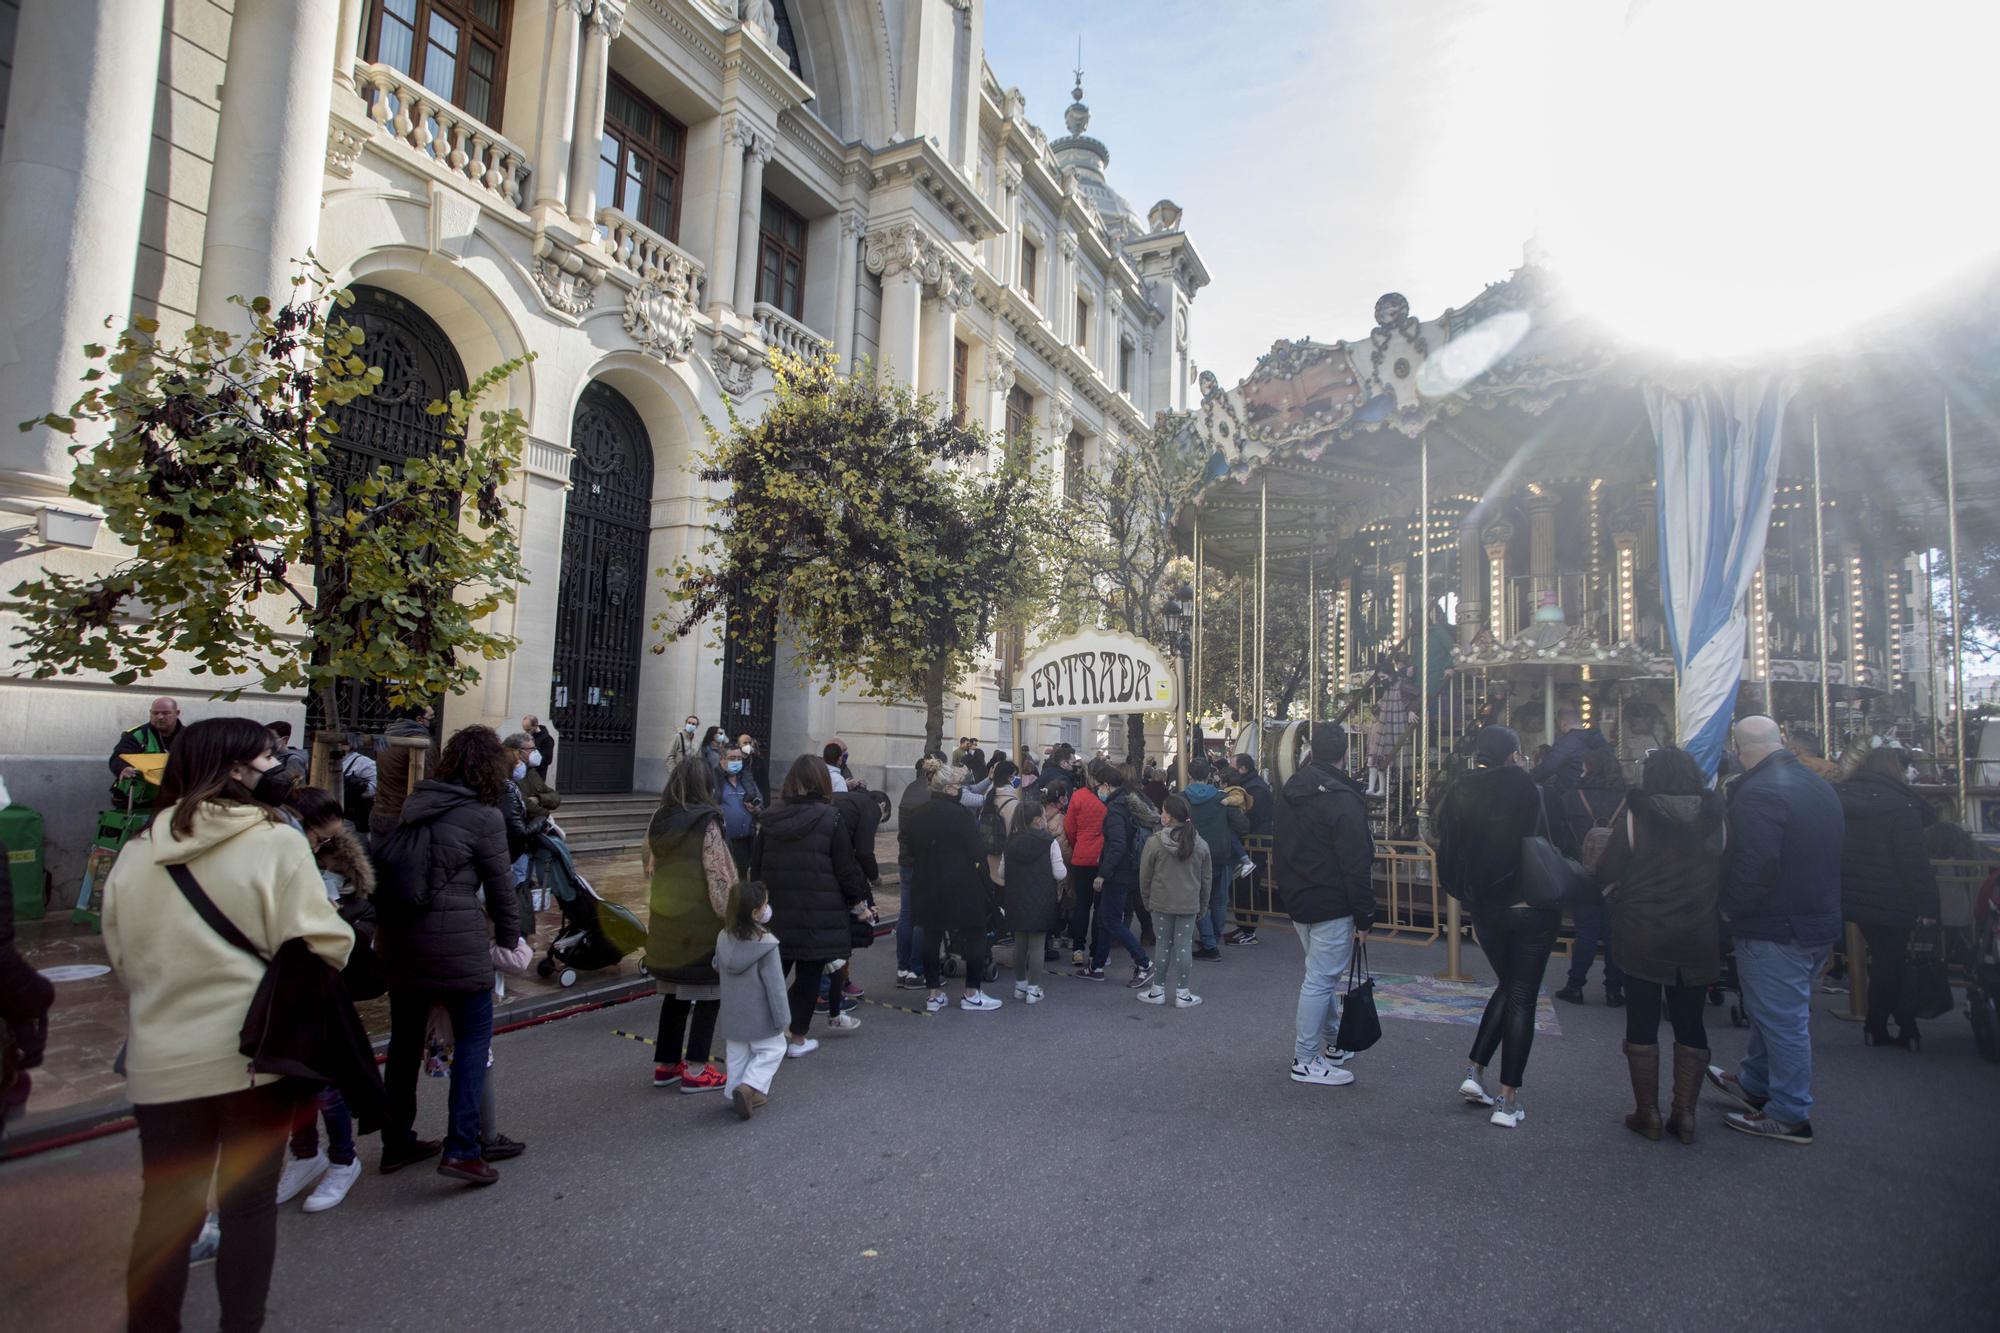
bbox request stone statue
[742,0,777,40]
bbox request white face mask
[528,751,541,767]
[752,904,772,924]
[511,762,527,780]
[685,722,698,735]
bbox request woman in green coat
[642,759,737,1094]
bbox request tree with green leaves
[7,267,531,739]
[660,353,1051,756]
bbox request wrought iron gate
[719,601,777,793]
[307,286,464,739]
[551,382,654,793]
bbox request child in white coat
[715,881,790,1120]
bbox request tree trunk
[922,656,949,759]
[1125,712,1146,771]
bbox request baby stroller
[532,830,647,988]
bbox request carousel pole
[1927,549,1941,761]
[1193,517,1203,723]
[1419,430,1431,816]
[1237,576,1246,740]
[1812,412,1832,756]
[1308,551,1319,725]
[1256,476,1269,758]
[1947,398,1966,818]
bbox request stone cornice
[867,138,1006,241]
[973,275,1147,437]
[639,0,726,72]
[719,24,813,110]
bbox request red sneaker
[678,1063,728,1094]
[652,1062,684,1088]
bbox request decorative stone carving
[728,115,776,163]
[1059,232,1080,262]
[1049,402,1074,439]
[840,211,864,238]
[985,347,1017,394]
[861,219,973,306]
[1003,162,1023,193]
[1147,199,1183,232]
[326,120,365,178]
[531,233,603,316]
[740,0,777,42]
[624,256,700,361]
[712,341,758,397]
[586,0,627,37]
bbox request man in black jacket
[1707,715,1844,1146]
[1273,723,1375,1088]
[1226,753,1276,946]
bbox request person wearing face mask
[502,733,559,921]
[1062,758,1109,966]
[904,760,1005,1012]
[521,715,555,780]
[102,718,354,1330]
[735,733,766,794]
[717,748,764,872]
[1087,760,1158,988]
[671,716,702,767]
[716,881,790,1119]
[822,740,852,792]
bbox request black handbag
[1518,791,1590,910]
[1900,924,1956,1021]
[1334,941,1383,1054]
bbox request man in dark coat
[370,704,437,850]
[1184,759,1249,959]
[1273,723,1375,1087]
[1530,705,1613,844]
[522,715,555,779]
[1708,715,1844,1146]
[1227,753,1276,946]
[753,774,868,1047]
[1837,746,1939,1047]
[893,754,936,988]
[107,696,184,808]
[902,765,1003,1010]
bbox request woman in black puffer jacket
[378,725,521,1185]
[1837,745,1940,1050]
[753,755,867,1056]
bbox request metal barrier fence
[1238,834,1473,979]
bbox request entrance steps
[553,792,658,857]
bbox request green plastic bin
[0,804,47,922]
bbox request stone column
[706,121,746,319]
[1056,231,1077,338]
[875,270,922,386]
[1000,164,1021,285]
[0,0,166,506]
[917,295,955,400]
[332,0,367,91]
[534,0,585,221]
[733,132,772,311]
[565,0,623,224]
[1528,489,1560,619]
[197,0,342,335]
[832,213,861,362]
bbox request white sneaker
[1234,857,1256,881]
[785,1038,820,1059]
[276,1150,327,1205]
[1324,1046,1357,1065]
[187,1213,221,1265]
[959,991,1002,1011]
[1023,985,1045,1004]
[301,1159,361,1214]
[1490,1101,1526,1129]
[1137,985,1167,1005]
[925,992,949,1013]
[1290,1058,1355,1086]
[1014,980,1030,997]
[1458,1076,1496,1107]
[1175,990,1203,1008]
[826,1012,862,1032]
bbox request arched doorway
[309,285,467,738]
[552,382,654,792]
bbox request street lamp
[1164,582,1194,788]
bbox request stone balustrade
[595,208,707,308]
[353,62,530,208]
[754,302,831,361]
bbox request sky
[979,0,1555,389]
[980,0,2000,383]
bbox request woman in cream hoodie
[103,717,352,1333]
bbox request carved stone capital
[1003,162,1023,193]
[1049,403,1075,439]
[587,0,627,38]
[1058,231,1080,262]
[862,219,972,305]
[839,211,864,238]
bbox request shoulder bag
[1518,789,1590,910]
[1334,941,1382,1054]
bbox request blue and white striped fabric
[1647,376,1795,776]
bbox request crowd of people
[31,686,1950,1329]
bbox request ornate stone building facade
[0,0,1207,870]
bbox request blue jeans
[1292,916,1356,1066]
[385,985,493,1160]
[894,861,924,973]
[1567,899,1625,991]
[1734,936,1828,1126]
[1199,857,1232,948]
[288,1086,355,1166]
[1090,878,1150,971]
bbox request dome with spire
[1048,62,1142,242]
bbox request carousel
[1177,254,2000,843]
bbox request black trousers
[784,959,834,1037]
[1623,977,1709,1048]
[1469,904,1561,1089]
[656,995,719,1064]
[923,929,991,992]
[129,1082,298,1333]
[1859,923,1910,1035]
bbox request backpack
[1122,795,1154,862]
[372,817,440,917]
[340,755,373,824]
[980,793,1009,858]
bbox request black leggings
[1623,977,1709,1048]
[785,959,834,1038]
[1469,905,1560,1089]
[656,994,718,1065]
[923,930,991,992]
[128,1082,297,1333]
[1859,923,1909,1035]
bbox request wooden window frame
[1118,335,1134,394]
[364,0,513,129]
[1063,429,1086,502]
[1005,385,1034,468]
[600,71,687,243]
[952,338,970,425]
[1019,238,1040,306]
[756,194,809,320]
[1074,293,1089,353]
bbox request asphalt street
[2,927,1995,1332]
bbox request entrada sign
[1014,630,1176,717]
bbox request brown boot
[732,1086,767,1120]
[1622,1041,1662,1140]
[1666,1044,1706,1144]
